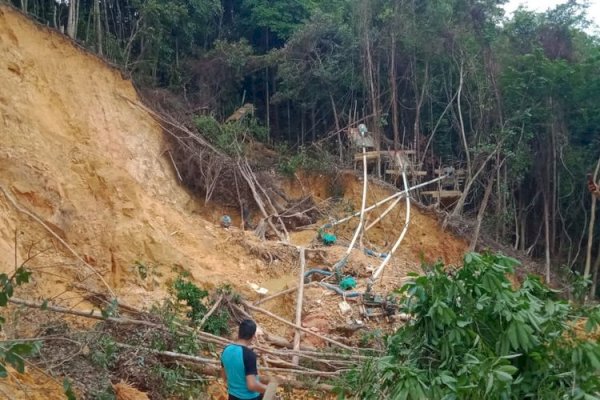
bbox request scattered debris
[247,282,269,295]
[338,301,352,316]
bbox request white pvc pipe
[372,164,411,281]
[365,195,402,232]
[346,142,369,255]
[329,174,448,228]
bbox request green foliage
[241,0,313,40]
[173,275,209,322]
[152,364,205,399]
[172,276,230,336]
[91,336,118,370]
[567,269,592,303]
[277,146,335,176]
[193,114,267,155]
[63,378,77,400]
[91,386,116,400]
[0,266,40,378]
[338,253,600,399]
[100,298,119,319]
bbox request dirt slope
[0,5,257,306]
[0,5,467,398]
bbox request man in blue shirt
[221,319,267,400]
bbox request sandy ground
[0,5,468,399]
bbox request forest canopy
[8,0,600,298]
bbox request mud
[0,5,467,398]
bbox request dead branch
[114,342,345,377]
[10,297,368,364]
[197,294,224,330]
[0,184,115,298]
[184,364,336,392]
[238,160,286,240]
[254,282,317,306]
[241,301,356,352]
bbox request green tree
[338,253,600,399]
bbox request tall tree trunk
[591,246,600,299]
[287,101,291,143]
[329,94,343,162]
[311,106,316,142]
[470,173,495,251]
[94,0,102,55]
[264,30,270,142]
[67,0,79,39]
[457,61,472,180]
[550,111,558,256]
[413,62,428,159]
[584,158,600,282]
[52,2,57,29]
[20,0,27,12]
[543,192,551,284]
[390,35,399,151]
[361,1,380,176]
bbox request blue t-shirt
[221,344,260,399]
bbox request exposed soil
[0,5,468,398]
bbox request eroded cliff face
[0,5,256,305]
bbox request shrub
[172,276,230,336]
[277,145,335,176]
[0,267,40,377]
[337,253,600,399]
[193,114,267,155]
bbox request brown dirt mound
[0,5,270,306]
[0,5,469,398]
[0,367,66,400]
[112,382,150,400]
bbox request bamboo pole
[292,248,306,365]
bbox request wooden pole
[292,248,306,365]
[242,301,356,352]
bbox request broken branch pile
[9,296,369,392]
[125,96,323,240]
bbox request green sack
[320,232,337,246]
[339,276,357,291]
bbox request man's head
[239,319,257,341]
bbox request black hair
[239,319,257,340]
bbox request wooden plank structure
[420,167,466,206]
[353,150,415,162]
[420,190,462,199]
[385,170,427,177]
[347,124,465,207]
